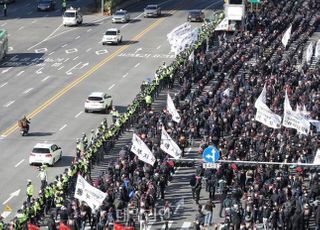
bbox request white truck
[63,7,83,26]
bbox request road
[0,0,223,222]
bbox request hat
[28,179,31,182]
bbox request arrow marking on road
[0,82,8,88]
[16,71,25,77]
[2,67,12,74]
[59,124,67,131]
[108,84,115,90]
[4,101,15,107]
[14,159,25,168]
[2,189,20,205]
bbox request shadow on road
[27,132,54,137]
[55,155,74,167]
[0,53,45,68]
[121,40,139,45]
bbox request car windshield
[32,148,50,153]
[106,31,117,35]
[115,11,125,16]
[88,96,103,101]
[146,6,157,10]
[64,12,75,18]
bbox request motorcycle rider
[18,116,30,134]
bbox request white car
[84,92,113,113]
[63,7,83,26]
[102,28,122,45]
[29,143,62,166]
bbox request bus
[0,29,8,61]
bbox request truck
[62,7,83,26]
[0,29,8,61]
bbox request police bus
[0,29,8,61]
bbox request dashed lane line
[59,124,67,131]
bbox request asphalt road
[0,0,223,221]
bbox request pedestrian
[26,180,33,204]
[203,199,215,227]
[3,3,7,17]
[192,175,202,204]
[38,165,47,190]
[162,201,172,230]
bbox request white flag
[315,39,320,58]
[306,42,314,64]
[313,149,320,165]
[282,91,310,135]
[281,25,292,47]
[131,133,155,165]
[167,94,181,123]
[254,84,282,129]
[74,174,107,210]
[160,127,182,159]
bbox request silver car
[112,9,130,23]
[144,5,161,17]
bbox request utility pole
[101,0,104,15]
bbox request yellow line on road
[0,10,175,137]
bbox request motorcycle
[20,125,29,136]
[18,119,30,136]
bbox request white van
[63,7,83,26]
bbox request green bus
[0,29,8,61]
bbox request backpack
[190,175,196,187]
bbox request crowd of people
[2,0,320,229]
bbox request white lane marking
[86,48,92,52]
[108,84,115,90]
[2,67,12,74]
[121,12,144,29]
[66,62,88,75]
[4,101,15,107]
[134,48,142,53]
[75,35,80,40]
[134,63,140,68]
[23,88,34,94]
[27,23,64,50]
[58,66,64,70]
[31,20,37,24]
[59,124,67,131]
[48,51,55,56]
[73,56,79,60]
[122,73,128,78]
[18,26,24,31]
[16,71,25,77]
[92,15,111,23]
[36,67,44,74]
[0,82,8,88]
[64,58,70,62]
[156,45,161,49]
[62,44,68,48]
[87,29,92,32]
[42,76,50,82]
[181,222,192,229]
[1,22,7,26]
[2,189,20,205]
[14,159,25,168]
[27,11,33,15]
[75,111,83,118]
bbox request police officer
[111,106,120,124]
[145,94,152,109]
[38,165,48,190]
[26,180,33,204]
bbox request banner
[131,134,156,165]
[160,127,182,159]
[315,39,320,58]
[313,149,320,165]
[282,91,310,135]
[281,25,292,47]
[306,42,314,64]
[254,84,282,129]
[74,174,107,210]
[167,94,181,123]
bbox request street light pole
[101,0,104,15]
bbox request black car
[0,0,15,4]
[187,10,205,22]
[37,0,55,11]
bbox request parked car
[102,28,122,45]
[84,92,113,113]
[63,7,83,26]
[37,0,55,11]
[29,143,62,166]
[112,9,130,23]
[144,4,161,17]
[187,10,205,22]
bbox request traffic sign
[202,146,220,163]
[203,163,219,169]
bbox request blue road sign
[202,146,220,163]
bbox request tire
[84,108,88,113]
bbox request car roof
[65,7,78,13]
[33,143,55,148]
[115,9,127,13]
[107,28,119,32]
[88,92,106,97]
